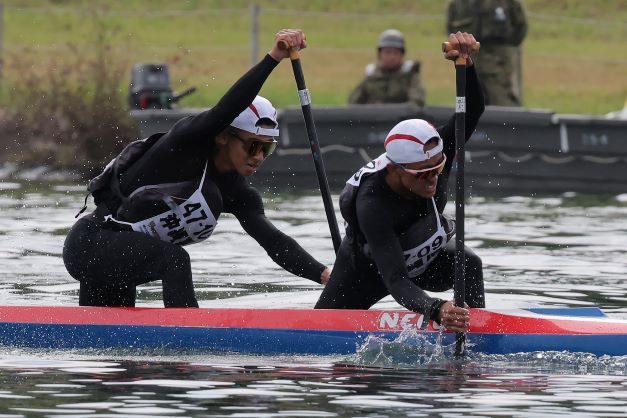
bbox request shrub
[0,14,138,178]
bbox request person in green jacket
[446,0,528,106]
[348,29,427,108]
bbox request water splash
[348,328,455,367]
[345,326,627,375]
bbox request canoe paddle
[442,40,480,357]
[279,42,342,254]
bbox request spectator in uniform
[447,0,528,106]
[349,29,427,108]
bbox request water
[0,180,626,417]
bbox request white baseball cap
[230,95,279,137]
[384,119,444,164]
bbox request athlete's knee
[79,281,136,307]
[314,298,335,309]
[63,253,82,281]
[162,245,192,273]
[158,246,197,308]
[465,250,483,272]
[465,263,485,308]
[314,283,343,309]
[314,285,355,309]
[63,229,89,280]
[163,292,198,308]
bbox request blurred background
[1,1,625,111]
[0,0,625,178]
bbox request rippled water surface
[0,180,626,417]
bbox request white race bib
[130,188,217,246]
[401,198,448,277]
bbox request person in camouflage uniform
[446,0,527,106]
[348,29,426,108]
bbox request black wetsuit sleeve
[433,65,485,212]
[229,184,326,283]
[437,65,485,158]
[356,194,445,319]
[166,54,280,149]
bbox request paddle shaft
[442,41,477,357]
[453,59,466,356]
[282,46,342,253]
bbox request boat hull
[1,306,626,356]
[130,105,627,195]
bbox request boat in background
[1,305,626,356]
[130,103,627,195]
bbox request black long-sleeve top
[342,65,485,316]
[113,54,326,283]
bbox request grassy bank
[1,0,626,114]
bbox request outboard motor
[128,63,196,110]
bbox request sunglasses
[229,131,278,158]
[388,154,447,179]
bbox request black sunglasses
[229,131,278,158]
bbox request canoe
[1,306,626,356]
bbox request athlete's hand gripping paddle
[279,41,342,254]
[442,39,480,357]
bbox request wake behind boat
[1,306,626,356]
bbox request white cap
[230,95,279,137]
[384,119,443,164]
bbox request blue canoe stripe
[1,323,625,356]
[526,307,607,318]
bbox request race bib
[131,188,217,246]
[403,231,447,277]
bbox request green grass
[1,0,626,114]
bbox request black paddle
[279,42,342,254]
[442,40,480,357]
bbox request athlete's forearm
[381,266,445,320]
[464,65,485,137]
[239,208,327,283]
[437,66,485,150]
[361,222,443,317]
[169,54,280,146]
[263,231,327,283]
[372,246,446,318]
